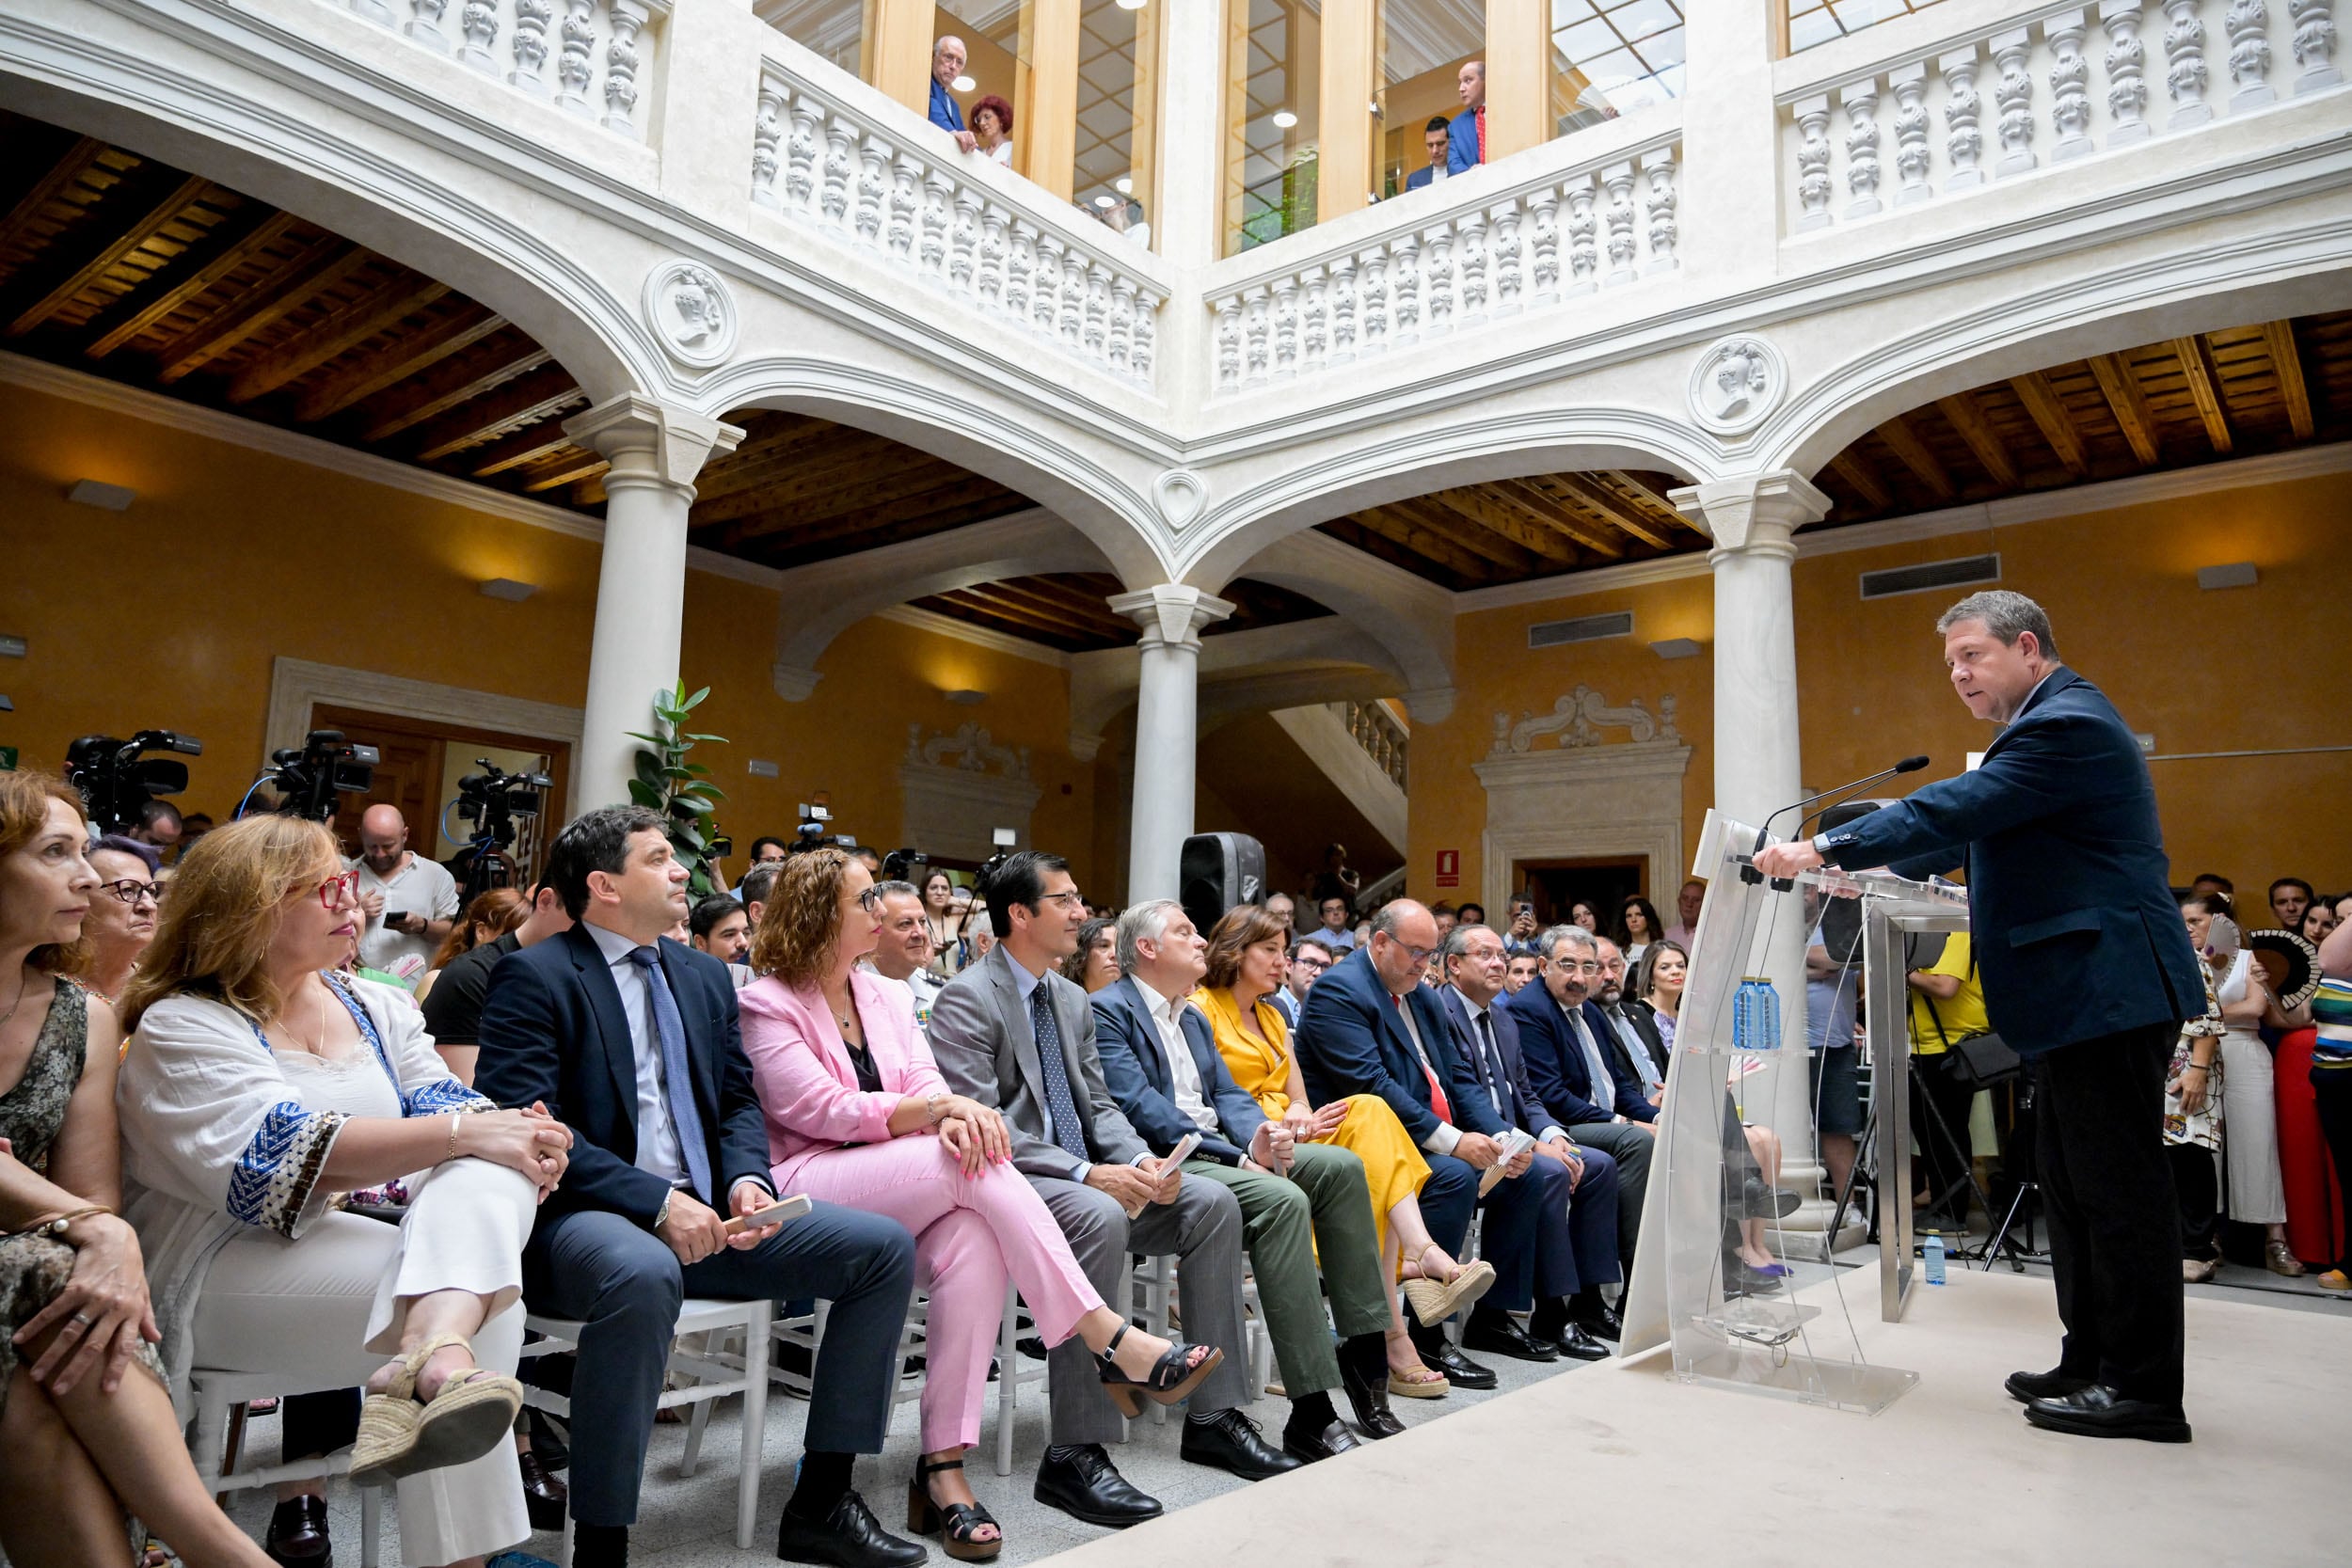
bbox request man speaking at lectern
[1754,590,2204,1444]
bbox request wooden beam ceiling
[2007,372,2090,480]
[2169,336,2234,454]
[2087,352,2162,467]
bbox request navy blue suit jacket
[1434,987,1561,1137]
[1499,983,1655,1125]
[1446,105,1481,174]
[1404,166,1436,192]
[929,79,965,133]
[1820,667,2203,1053]
[1294,949,1502,1146]
[475,925,773,1227]
[1090,977,1266,1165]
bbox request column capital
[563,394,745,497]
[1107,583,1236,652]
[1669,470,1834,561]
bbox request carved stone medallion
[1687,335,1788,437]
[644,260,739,369]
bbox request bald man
[350,803,460,987]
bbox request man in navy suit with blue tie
[1437,924,1622,1358]
[1758,590,2205,1444]
[477,806,921,1568]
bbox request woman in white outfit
[118,815,572,1568]
[2182,895,2306,1275]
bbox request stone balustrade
[1200,130,1684,397]
[750,50,1170,388]
[1777,0,2342,234]
[335,0,671,141]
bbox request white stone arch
[0,63,663,406]
[1173,405,1719,594]
[1756,230,2352,480]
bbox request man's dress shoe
[1462,1313,1558,1362]
[2024,1385,2192,1443]
[264,1494,332,1567]
[1032,1445,1162,1528]
[1281,1416,1361,1464]
[1339,1355,1406,1437]
[1415,1338,1498,1390]
[518,1448,568,1533]
[2004,1368,2090,1405]
[1179,1407,1303,1480]
[1550,1323,1613,1362]
[773,1490,926,1568]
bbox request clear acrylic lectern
[1617,810,1969,1415]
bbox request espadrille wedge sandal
[351,1331,524,1488]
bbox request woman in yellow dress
[1195,905,1483,1397]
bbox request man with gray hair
[1498,922,1656,1255]
[1092,900,1398,1463]
[929,36,977,152]
[1758,589,2203,1442]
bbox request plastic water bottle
[1732,978,1783,1052]
[1923,1230,1947,1285]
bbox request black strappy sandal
[907,1455,1003,1562]
[1092,1321,1226,1418]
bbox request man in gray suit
[928,850,1291,1528]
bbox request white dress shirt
[584,921,691,1189]
[1129,976,1220,1135]
[1449,986,1565,1144]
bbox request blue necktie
[1029,984,1090,1163]
[628,945,712,1203]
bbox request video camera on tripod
[783,802,858,857]
[64,730,204,834]
[449,760,554,897]
[264,730,381,822]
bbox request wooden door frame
[310,705,571,868]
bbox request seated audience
[81,832,162,1005]
[0,774,278,1568]
[1503,951,1540,994]
[119,813,568,1568]
[1497,925,1654,1255]
[1272,937,1330,1026]
[865,880,946,1031]
[1404,116,1452,191]
[1613,896,1662,965]
[1263,891,1296,940]
[350,805,460,991]
[1303,895,1358,954]
[415,887,528,1003]
[690,893,751,967]
[473,806,920,1568]
[1591,938,1664,1102]
[1437,925,1622,1360]
[1430,904,1458,939]
[1060,915,1120,993]
[920,870,966,978]
[1095,901,1399,1460]
[963,910,996,967]
[419,880,573,1088]
[2185,894,2310,1275]
[1662,879,1705,950]
[1447,60,1486,174]
[739,850,1217,1560]
[969,94,1014,165]
[927,851,1272,1528]
[1292,901,1514,1392]
[929,37,977,153]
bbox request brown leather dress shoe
[519,1446,569,1532]
[264,1493,332,1567]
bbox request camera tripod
[1824,1058,2039,1273]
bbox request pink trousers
[779,1134,1103,1450]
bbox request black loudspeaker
[1814,799,1885,964]
[1180,832,1266,937]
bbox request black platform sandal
[907,1456,1002,1562]
[1092,1322,1225,1418]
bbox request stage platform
[1041,1265,2350,1568]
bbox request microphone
[1745,755,1930,878]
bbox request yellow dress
[1193,985,1430,1258]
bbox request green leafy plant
[628,682,728,898]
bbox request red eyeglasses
[314,870,361,909]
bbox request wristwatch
[654,1192,674,1231]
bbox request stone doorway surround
[1473,687,1692,915]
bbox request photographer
[350,805,459,989]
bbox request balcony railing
[1201,127,1684,397]
[751,48,1169,389]
[1339,699,1409,791]
[333,0,671,141]
[1775,0,2344,236]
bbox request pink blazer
[739,969,947,1192]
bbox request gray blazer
[927,944,1147,1180]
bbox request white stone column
[1672,471,1844,1247]
[566,395,743,810]
[1675,0,1784,284]
[1151,0,1228,420]
[1108,583,1233,901]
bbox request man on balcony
[930,36,977,154]
[1447,60,1486,175]
[1405,117,1452,191]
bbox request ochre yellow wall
[0,384,1093,886]
[1411,467,2352,908]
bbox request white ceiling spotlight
[1115,176,1133,194]
[1271,110,1298,129]
[951,74,976,91]
[1116,0,1148,10]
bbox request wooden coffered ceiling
[1319,470,1708,592]
[907,573,1329,654]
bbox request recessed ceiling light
[1115,176,1133,194]
[1271,110,1298,129]
[1094,194,1118,207]
[1116,0,1147,10]
[951,73,976,91]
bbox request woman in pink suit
[739,850,1215,1562]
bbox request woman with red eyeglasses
[116,814,575,1568]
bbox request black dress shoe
[1414,1338,1498,1390]
[1281,1416,1361,1464]
[1462,1312,1558,1362]
[1180,1407,1303,1481]
[519,1448,568,1533]
[2024,1385,2191,1443]
[2005,1368,2090,1405]
[1575,1303,1624,1342]
[1032,1445,1162,1528]
[1338,1354,1406,1437]
[264,1493,332,1567]
[1551,1323,1613,1362]
[775,1489,926,1567]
